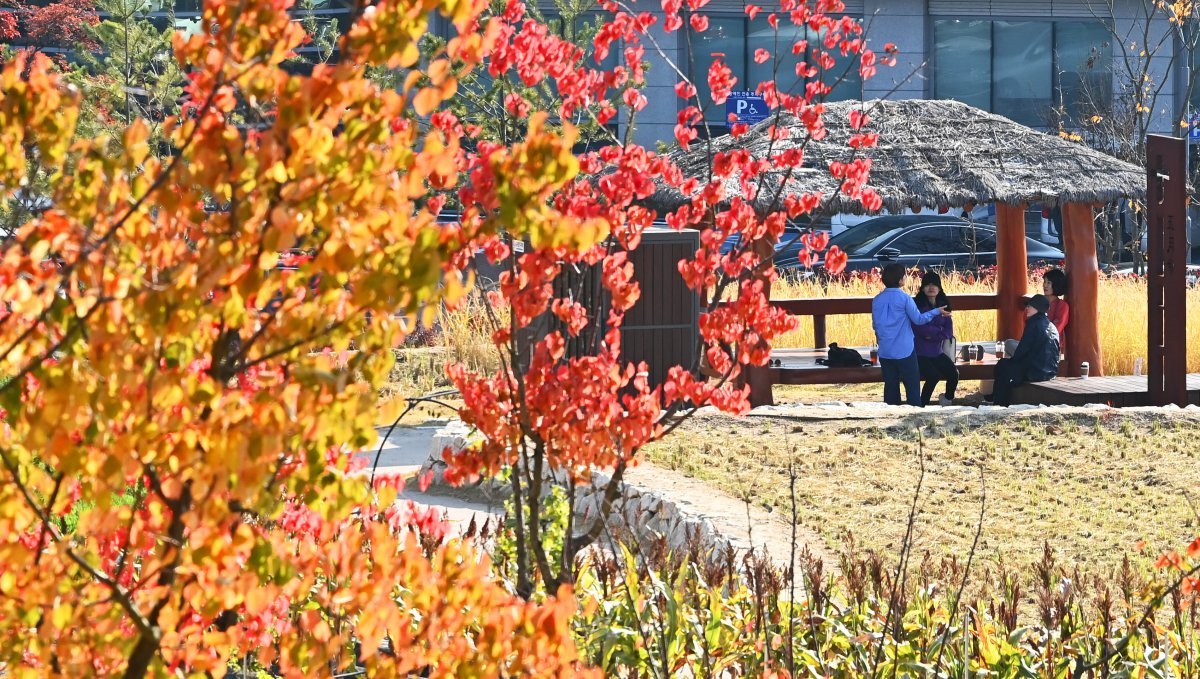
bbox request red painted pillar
[995,203,1028,342]
[1061,202,1102,377]
[751,234,775,302]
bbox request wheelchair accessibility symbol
[726,91,769,125]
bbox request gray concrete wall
[629,0,684,150]
[862,0,927,100]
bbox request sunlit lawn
[643,409,1200,573]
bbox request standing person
[912,271,959,406]
[1043,268,1069,356]
[988,294,1060,406]
[872,263,949,406]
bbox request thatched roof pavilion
[644,98,1146,216]
[651,98,1148,399]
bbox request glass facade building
[932,18,1112,127]
[687,16,864,130]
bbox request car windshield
[828,220,904,255]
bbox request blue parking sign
[1190,114,1200,141]
[726,91,770,125]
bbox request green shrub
[572,536,1200,678]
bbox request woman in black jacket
[988,294,1061,406]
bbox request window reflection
[934,19,1111,127]
[933,20,991,110]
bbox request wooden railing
[767,293,1005,348]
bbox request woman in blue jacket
[912,271,959,406]
[872,264,949,406]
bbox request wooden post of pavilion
[1061,202,1103,377]
[995,203,1028,342]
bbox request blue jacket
[1010,312,1060,382]
[872,287,941,360]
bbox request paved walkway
[356,423,502,534]
[624,462,836,570]
[356,420,831,566]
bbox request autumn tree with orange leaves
[0,0,598,672]
[0,0,883,674]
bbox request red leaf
[825,246,848,274]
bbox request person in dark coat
[912,271,959,405]
[988,294,1061,406]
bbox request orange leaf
[413,87,442,116]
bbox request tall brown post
[744,230,778,406]
[995,203,1028,341]
[1146,135,1187,405]
[1061,202,1103,377]
[751,234,776,302]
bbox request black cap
[1025,294,1050,314]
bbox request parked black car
[776,215,1064,274]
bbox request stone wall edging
[419,420,735,556]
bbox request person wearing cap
[988,294,1061,406]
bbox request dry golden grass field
[382,273,1200,576]
[385,271,1200,408]
[642,409,1200,572]
[769,271,1200,376]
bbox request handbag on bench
[942,335,957,361]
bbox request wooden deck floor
[1012,374,1200,407]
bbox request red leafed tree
[1,0,98,52]
[438,0,893,600]
[0,0,894,672]
[0,12,17,41]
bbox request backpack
[817,343,872,368]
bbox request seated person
[988,294,1061,406]
[1043,268,1069,355]
[912,271,959,406]
[1004,268,1069,359]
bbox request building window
[933,19,1111,127]
[1184,21,1200,114]
[688,16,863,129]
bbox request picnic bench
[746,293,1014,407]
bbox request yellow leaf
[51,604,72,630]
[124,119,149,166]
[403,69,422,92]
[427,58,452,85]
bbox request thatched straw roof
[643,98,1146,215]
